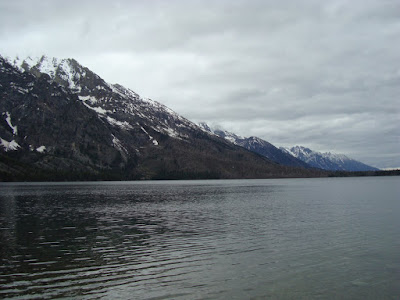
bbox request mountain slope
[1,55,325,181]
[281,146,379,171]
[199,123,311,168]
[0,56,134,178]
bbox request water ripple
[0,178,399,299]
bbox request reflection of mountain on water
[0,179,399,299]
[0,187,18,256]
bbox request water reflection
[0,178,399,299]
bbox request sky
[0,0,399,169]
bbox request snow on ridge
[5,112,18,135]
[140,96,195,126]
[92,82,196,139]
[247,136,267,146]
[16,55,41,70]
[6,56,24,72]
[108,84,127,99]
[289,145,349,162]
[113,84,140,99]
[287,146,313,158]
[8,54,199,139]
[323,152,348,162]
[82,102,110,115]
[91,106,109,115]
[106,116,133,130]
[225,136,237,144]
[283,145,377,171]
[0,138,20,151]
[37,56,59,77]
[108,84,140,101]
[79,95,98,105]
[139,125,159,145]
[200,123,244,141]
[198,122,212,133]
[163,127,183,139]
[111,134,127,153]
[40,56,79,90]
[9,55,83,91]
[280,147,294,157]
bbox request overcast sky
[1,0,399,169]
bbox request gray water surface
[0,177,399,299]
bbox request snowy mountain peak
[7,55,98,93]
[198,122,213,133]
[281,145,379,171]
[286,146,313,157]
[5,55,203,143]
[287,146,349,162]
[247,136,265,145]
[198,123,243,143]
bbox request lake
[0,177,399,299]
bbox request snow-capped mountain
[281,146,379,171]
[1,55,322,180]
[8,55,199,143]
[199,123,244,144]
[199,123,311,168]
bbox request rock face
[281,146,379,171]
[199,123,311,169]
[0,55,324,181]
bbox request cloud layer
[1,0,399,168]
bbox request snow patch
[5,112,18,135]
[139,125,159,145]
[140,126,149,135]
[163,127,182,139]
[225,136,237,144]
[82,102,110,115]
[10,55,85,92]
[111,134,127,153]
[36,145,46,153]
[106,116,133,130]
[72,86,82,93]
[0,138,20,151]
[199,122,244,143]
[79,95,98,105]
[91,106,108,115]
[14,86,29,94]
[36,56,57,76]
[109,84,140,100]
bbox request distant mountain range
[280,146,379,171]
[199,123,379,172]
[0,55,327,181]
[198,123,311,169]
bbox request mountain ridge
[199,123,379,172]
[198,123,311,169]
[0,54,327,181]
[281,146,379,171]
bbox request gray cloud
[0,0,399,168]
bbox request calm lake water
[0,177,399,299]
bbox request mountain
[281,146,379,171]
[0,55,325,181]
[199,123,311,169]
